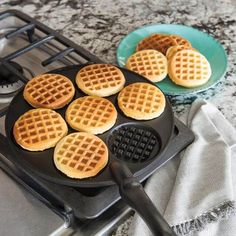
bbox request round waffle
[76,64,125,97]
[136,34,191,55]
[136,34,176,55]
[168,49,212,88]
[118,82,166,120]
[66,96,117,134]
[23,73,75,109]
[13,108,68,151]
[54,132,108,179]
[166,45,193,60]
[170,35,191,48]
[125,50,167,82]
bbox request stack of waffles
[126,33,211,87]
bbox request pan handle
[110,161,176,236]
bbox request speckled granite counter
[1,0,236,235]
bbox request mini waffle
[23,73,75,109]
[13,108,68,151]
[66,96,117,134]
[170,35,191,48]
[76,64,125,97]
[136,34,177,55]
[118,82,166,120]
[168,49,212,87]
[54,132,108,179]
[126,50,167,82]
[166,45,192,60]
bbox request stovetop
[0,9,101,114]
[0,10,194,236]
[0,118,193,235]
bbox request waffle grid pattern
[119,83,163,113]
[67,96,115,128]
[25,74,74,106]
[170,35,191,47]
[137,34,177,54]
[111,126,158,162]
[15,109,65,144]
[166,45,192,60]
[55,133,107,172]
[78,64,123,91]
[127,50,167,77]
[172,50,210,81]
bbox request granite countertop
[1,0,235,121]
[1,0,236,235]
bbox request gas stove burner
[0,61,24,95]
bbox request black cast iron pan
[5,64,176,235]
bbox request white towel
[129,99,236,236]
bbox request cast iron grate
[0,10,103,116]
[0,10,102,85]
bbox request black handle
[110,161,176,236]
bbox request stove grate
[0,9,103,116]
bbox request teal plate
[117,24,227,96]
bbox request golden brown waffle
[118,82,166,120]
[166,45,193,60]
[168,49,212,88]
[170,35,191,48]
[76,64,125,97]
[13,108,68,151]
[54,132,108,179]
[23,73,75,109]
[66,96,117,134]
[136,34,177,55]
[126,49,167,82]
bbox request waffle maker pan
[5,64,176,235]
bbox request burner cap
[0,61,24,95]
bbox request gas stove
[0,10,194,236]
